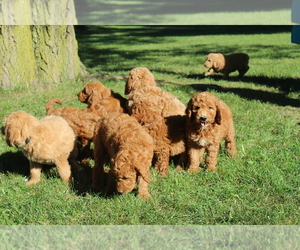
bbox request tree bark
[0,0,87,89]
[0,25,87,89]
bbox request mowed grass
[0,26,299,225]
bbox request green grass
[0,26,300,226]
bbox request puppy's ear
[185,100,194,122]
[2,117,15,147]
[98,87,111,100]
[215,101,222,125]
[3,124,18,147]
[87,91,95,106]
[135,166,150,183]
[213,54,225,70]
[125,78,132,95]
[213,56,219,69]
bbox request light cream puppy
[1,111,79,185]
[204,53,249,79]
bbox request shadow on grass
[75,25,300,107]
[75,25,292,38]
[71,165,94,196]
[0,151,30,176]
[0,150,95,195]
[72,168,145,199]
[183,74,300,106]
[158,73,300,107]
[75,25,295,69]
[189,83,300,107]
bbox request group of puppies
[2,52,243,199]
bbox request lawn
[0,26,299,231]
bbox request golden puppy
[125,67,157,95]
[77,81,128,113]
[185,92,237,172]
[125,67,187,175]
[204,53,249,79]
[1,111,79,185]
[93,113,154,199]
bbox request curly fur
[92,113,154,199]
[125,67,186,175]
[1,111,79,185]
[204,53,249,79]
[185,92,237,172]
[77,81,128,113]
[45,97,122,161]
[129,102,171,175]
[125,67,157,95]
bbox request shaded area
[74,0,292,24]
[0,151,29,176]
[186,82,300,108]
[75,25,300,108]
[75,25,292,38]
[75,25,294,68]
[0,150,93,194]
[185,74,300,92]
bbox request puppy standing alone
[204,53,249,79]
[185,92,237,172]
[1,111,79,185]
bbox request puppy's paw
[26,179,40,185]
[138,192,152,200]
[207,166,218,171]
[187,167,199,174]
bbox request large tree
[0,0,87,89]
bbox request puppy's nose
[200,117,207,121]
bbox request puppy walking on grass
[1,111,80,185]
[204,53,250,80]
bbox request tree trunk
[0,25,87,89]
[0,0,87,89]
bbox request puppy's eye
[193,106,200,111]
[208,107,213,110]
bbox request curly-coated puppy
[125,67,186,175]
[125,67,157,95]
[125,67,186,117]
[92,113,154,199]
[45,98,121,161]
[129,102,171,176]
[127,86,186,175]
[77,81,128,113]
[204,53,249,79]
[1,111,79,185]
[185,92,237,172]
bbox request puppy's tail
[45,98,63,115]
